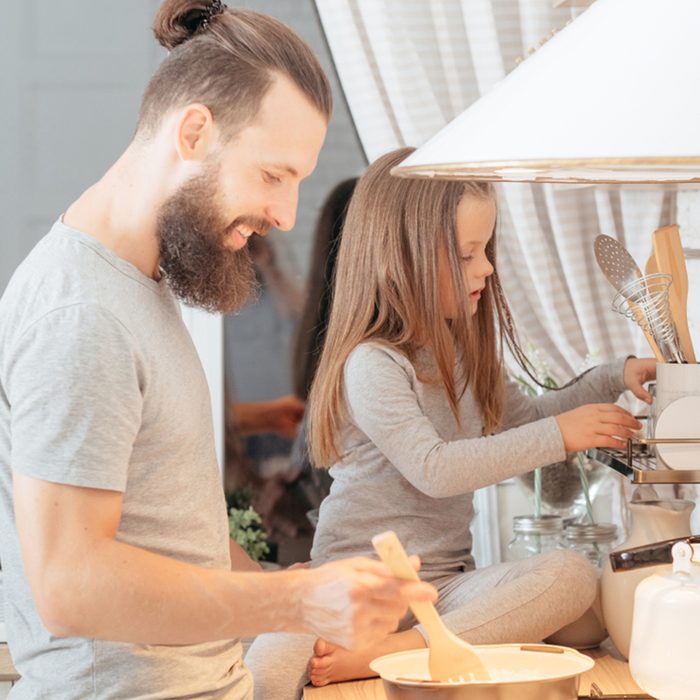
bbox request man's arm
[229,538,263,572]
[14,472,435,649]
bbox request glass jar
[563,522,619,570]
[506,514,564,561]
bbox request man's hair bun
[153,1,220,50]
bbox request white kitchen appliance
[622,540,700,700]
[610,536,700,700]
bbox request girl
[245,148,654,698]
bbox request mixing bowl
[369,643,593,699]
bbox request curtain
[315,0,674,377]
[315,0,676,563]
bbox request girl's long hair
[309,147,526,467]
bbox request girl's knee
[245,633,314,700]
[545,549,598,607]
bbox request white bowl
[370,644,593,700]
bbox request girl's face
[440,194,496,319]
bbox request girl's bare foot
[307,629,425,687]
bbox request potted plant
[226,487,271,563]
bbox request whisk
[612,273,686,363]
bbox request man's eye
[263,171,282,184]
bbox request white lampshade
[393,0,700,184]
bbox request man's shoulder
[1,222,171,345]
[1,234,102,341]
[4,223,103,300]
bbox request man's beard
[157,166,262,314]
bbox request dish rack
[588,429,700,484]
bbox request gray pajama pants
[244,549,597,699]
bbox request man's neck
[63,145,166,279]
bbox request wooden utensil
[639,253,665,361]
[371,530,490,682]
[645,252,658,277]
[652,225,696,363]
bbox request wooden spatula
[652,224,696,363]
[639,253,666,361]
[372,530,490,682]
[645,252,658,277]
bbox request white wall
[180,307,224,470]
[0,1,227,471]
[0,0,162,293]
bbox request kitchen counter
[1,639,648,697]
[303,643,646,699]
[0,644,18,683]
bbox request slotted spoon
[372,530,490,683]
[594,234,644,292]
[594,234,664,361]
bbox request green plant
[226,485,254,512]
[515,345,599,524]
[228,504,270,562]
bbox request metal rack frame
[588,434,700,484]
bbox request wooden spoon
[371,530,490,682]
[640,253,665,361]
[645,252,658,277]
[652,224,696,363]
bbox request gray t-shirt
[0,221,251,699]
[311,342,626,579]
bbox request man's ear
[174,103,215,161]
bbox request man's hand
[295,556,436,650]
[623,357,657,404]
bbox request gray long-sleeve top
[310,342,627,579]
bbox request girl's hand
[555,404,642,452]
[623,357,657,404]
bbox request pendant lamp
[393,0,700,184]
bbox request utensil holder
[655,362,700,416]
[652,363,700,470]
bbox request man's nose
[267,188,298,232]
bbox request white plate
[654,395,700,470]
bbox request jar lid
[512,514,564,534]
[563,522,618,544]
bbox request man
[0,2,435,698]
